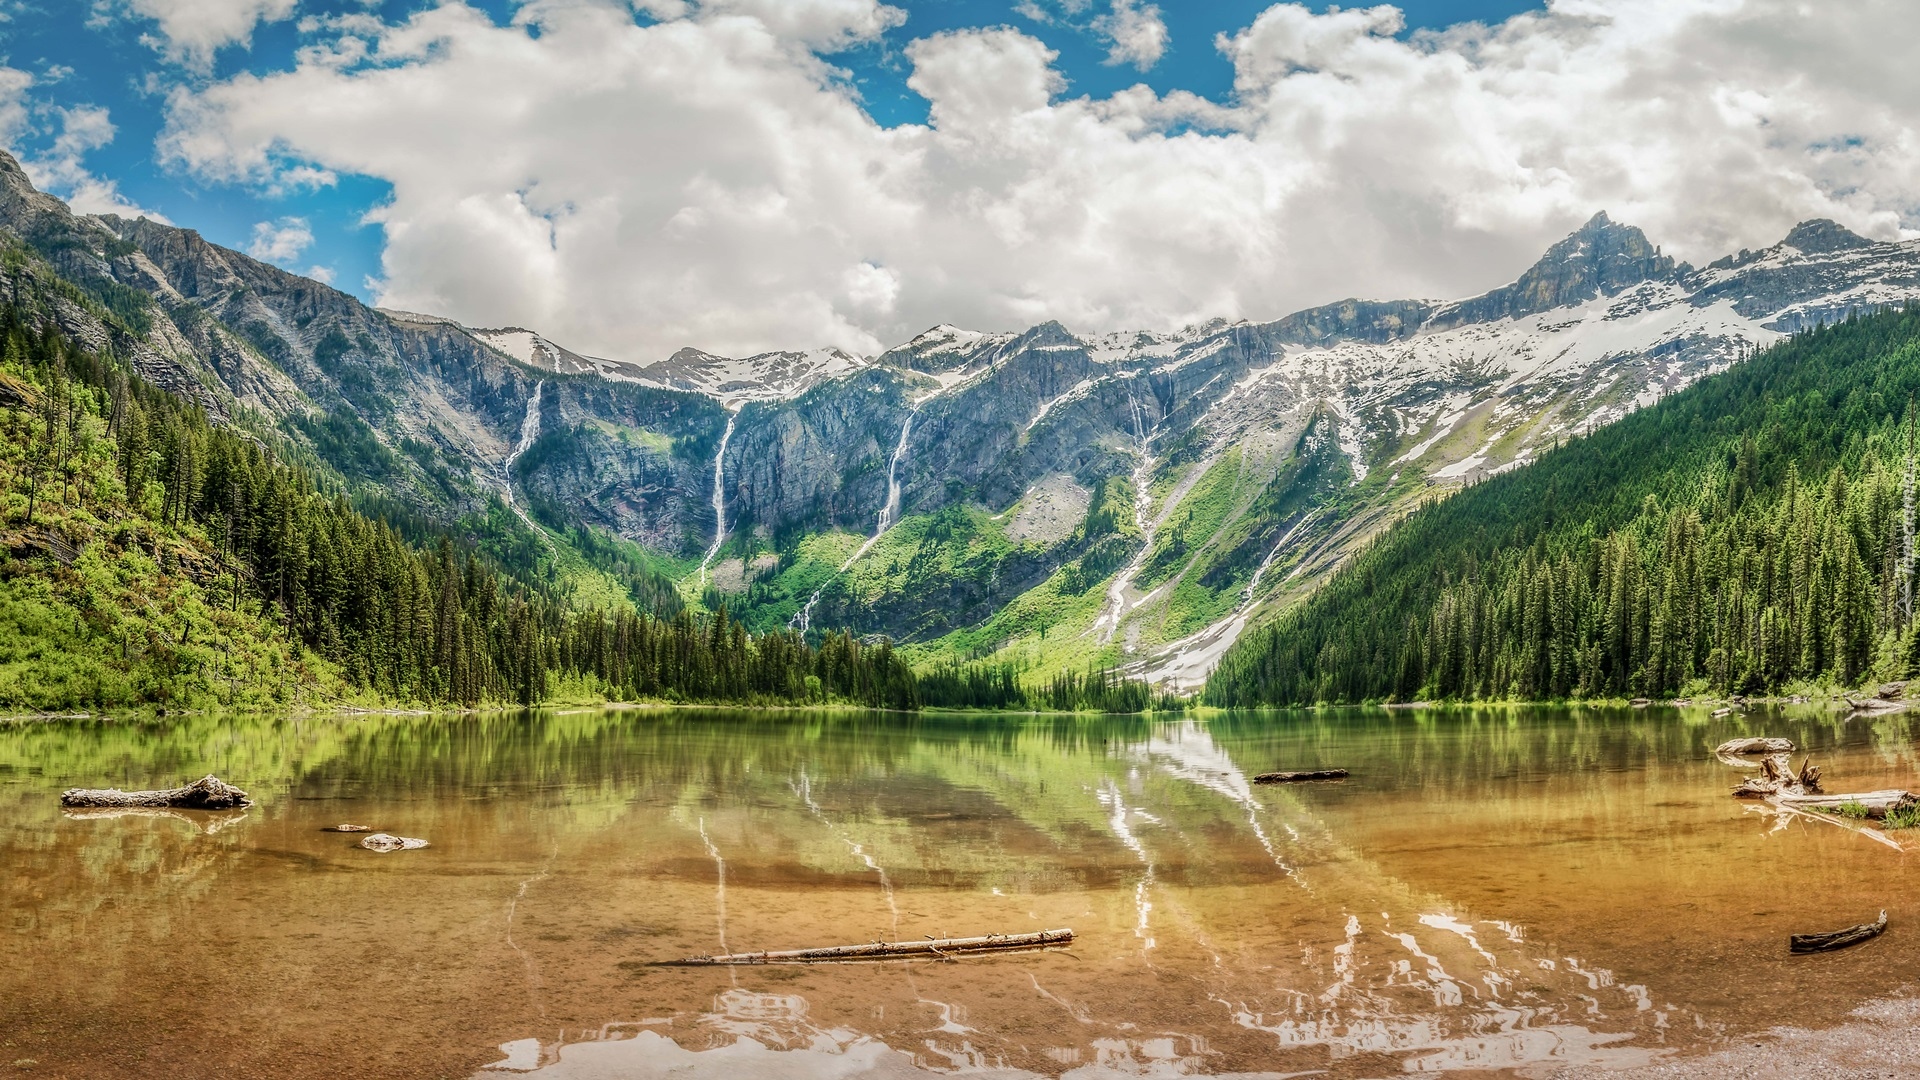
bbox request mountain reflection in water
[3,706,1918,1079]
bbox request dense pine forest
[0,310,918,712]
[1206,306,1920,707]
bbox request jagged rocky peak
[1779,218,1877,255]
[1012,319,1083,351]
[619,342,869,403]
[1267,298,1433,346]
[1430,211,1678,329]
[879,323,1012,373]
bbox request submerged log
[1791,910,1887,954]
[1715,737,1795,756]
[1776,790,1918,818]
[323,824,373,833]
[1253,769,1349,784]
[359,833,428,852]
[662,929,1074,966]
[60,774,251,809]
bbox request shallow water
[3,705,1919,1079]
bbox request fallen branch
[1253,769,1349,784]
[1776,790,1917,817]
[661,929,1074,965]
[60,774,251,809]
[1791,910,1887,954]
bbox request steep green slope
[1206,306,1920,706]
[0,310,916,712]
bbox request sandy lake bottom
[5,706,1919,1079]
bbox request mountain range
[5,145,1918,689]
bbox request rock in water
[60,774,251,809]
[359,833,429,852]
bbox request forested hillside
[0,303,918,712]
[1206,306,1920,707]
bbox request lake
[3,705,1917,1078]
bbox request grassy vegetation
[0,348,361,712]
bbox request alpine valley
[4,146,1920,700]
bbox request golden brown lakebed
[2,706,1917,1078]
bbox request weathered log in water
[1253,769,1349,784]
[359,833,428,852]
[662,929,1075,965]
[1715,737,1795,756]
[323,824,373,833]
[1732,754,1821,798]
[1791,910,1887,954]
[1776,790,1918,818]
[60,774,251,809]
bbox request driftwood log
[1777,790,1919,818]
[359,833,428,852]
[1732,754,1822,798]
[1715,737,1795,756]
[1253,769,1349,784]
[323,824,373,833]
[662,929,1074,965]
[1791,910,1887,954]
[60,774,251,809]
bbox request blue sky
[2,1,1543,306]
[1,1,1908,360]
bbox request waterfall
[501,381,544,504]
[1095,395,1158,644]
[877,407,917,532]
[791,405,920,634]
[697,409,739,588]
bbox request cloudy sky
[3,0,1917,360]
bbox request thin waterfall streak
[502,381,545,500]
[697,411,739,587]
[793,771,899,934]
[790,406,919,633]
[499,382,553,545]
[1096,420,1160,643]
[877,408,918,532]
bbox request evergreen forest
[1206,306,1920,707]
[0,309,920,712]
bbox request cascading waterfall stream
[499,382,550,541]
[1095,393,1159,644]
[501,381,544,502]
[1129,510,1326,689]
[697,408,740,588]
[791,404,922,634]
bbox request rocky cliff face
[5,147,1919,685]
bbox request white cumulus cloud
[247,216,314,263]
[96,0,299,69]
[1093,0,1167,70]
[0,82,169,221]
[159,0,1920,361]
